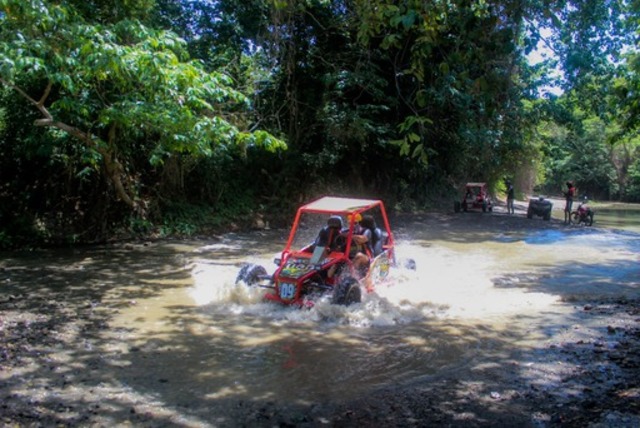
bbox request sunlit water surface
[592,202,640,232]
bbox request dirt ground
[1,201,639,427]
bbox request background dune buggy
[235,196,414,307]
[454,182,493,213]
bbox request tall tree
[353,0,530,183]
[0,0,283,213]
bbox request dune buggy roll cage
[281,196,395,262]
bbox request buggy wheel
[527,207,533,219]
[454,201,461,213]
[543,210,551,221]
[397,257,416,270]
[482,202,487,212]
[571,212,580,224]
[332,276,361,306]
[236,263,267,286]
[403,258,417,270]
[586,213,594,226]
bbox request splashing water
[189,241,560,327]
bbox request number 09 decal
[279,282,296,300]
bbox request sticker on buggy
[280,259,314,278]
[279,282,296,300]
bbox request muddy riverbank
[1,207,639,427]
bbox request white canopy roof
[301,196,381,214]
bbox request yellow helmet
[348,213,362,223]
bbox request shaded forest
[1,0,639,248]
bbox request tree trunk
[2,78,140,212]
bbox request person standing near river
[564,181,575,224]
[506,180,515,215]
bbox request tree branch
[0,76,53,119]
[37,81,53,107]
[3,77,139,211]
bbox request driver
[465,188,473,200]
[314,215,343,252]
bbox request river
[1,203,639,426]
[110,205,639,407]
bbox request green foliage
[352,0,530,183]
[129,216,153,236]
[537,99,623,199]
[68,0,156,23]
[154,197,255,238]
[0,0,284,170]
[0,0,638,248]
[0,0,285,246]
[548,0,633,92]
[627,158,640,202]
[0,230,11,250]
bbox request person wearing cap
[345,213,372,278]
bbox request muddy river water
[1,204,639,426]
[97,212,640,401]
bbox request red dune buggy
[454,182,493,213]
[235,196,414,307]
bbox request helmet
[360,214,376,229]
[327,215,343,229]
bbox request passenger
[360,215,384,256]
[347,213,372,278]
